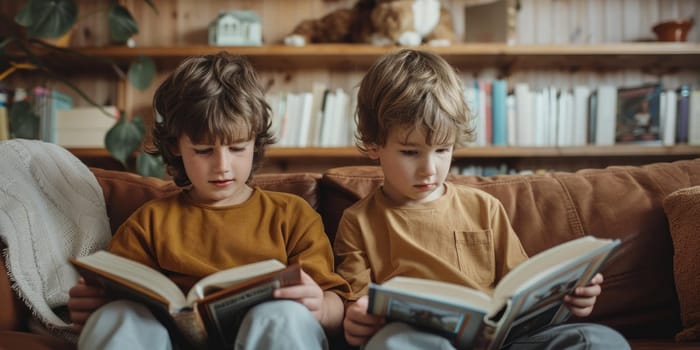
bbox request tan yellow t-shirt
[108,188,350,296]
[334,182,528,300]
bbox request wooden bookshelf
[69,146,700,174]
[6,0,699,174]
[48,43,700,71]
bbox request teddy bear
[283,0,455,47]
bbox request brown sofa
[2,159,700,349]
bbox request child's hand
[67,277,109,333]
[274,269,325,320]
[564,272,603,317]
[344,296,385,346]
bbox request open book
[367,235,620,350]
[70,251,301,349]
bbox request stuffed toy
[284,0,455,47]
[283,0,375,46]
[368,0,455,46]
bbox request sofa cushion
[321,159,700,338]
[91,168,323,234]
[664,185,700,342]
[91,168,181,233]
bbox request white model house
[208,10,262,46]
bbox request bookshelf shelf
[54,43,700,71]
[68,145,700,173]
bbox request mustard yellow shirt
[334,182,528,300]
[109,188,350,296]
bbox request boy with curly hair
[68,52,349,350]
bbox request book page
[381,277,492,309]
[186,259,285,302]
[72,250,186,309]
[484,236,619,349]
[492,236,617,308]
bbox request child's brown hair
[355,49,474,153]
[151,52,274,186]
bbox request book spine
[677,85,690,144]
[172,309,209,350]
[492,79,508,146]
[475,323,496,350]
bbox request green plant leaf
[105,114,145,166]
[15,0,77,39]
[144,0,159,15]
[8,100,39,139]
[136,152,165,178]
[128,55,156,90]
[108,4,139,43]
[14,3,33,27]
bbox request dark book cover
[676,85,691,144]
[615,84,662,144]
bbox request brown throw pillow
[663,185,700,342]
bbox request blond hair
[355,49,474,153]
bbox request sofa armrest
[0,243,28,332]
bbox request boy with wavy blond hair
[335,49,629,350]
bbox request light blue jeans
[78,299,327,350]
[365,322,630,350]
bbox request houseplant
[0,0,163,177]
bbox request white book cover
[661,90,677,146]
[514,83,532,146]
[56,106,118,147]
[283,93,301,147]
[547,87,558,146]
[533,90,547,146]
[688,90,700,145]
[295,92,313,147]
[506,95,516,146]
[332,88,351,147]
[307,82,328,146]
[594,86,617,146]
[572,86,591,146]
[319,91,337,147]
[557,90,573,146]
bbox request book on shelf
[367,235,620,350]
[594,86,617,146]
[70,251,301,349]
[491,79,508,146]
[615,84,662,144]
[677,85,690,144]
[0,90,8,141]
[56,106,118,147]
[660,89,677,146]
[688,89,700,146]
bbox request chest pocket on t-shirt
[454,230,495,283]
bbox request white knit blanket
[0,139,111,339]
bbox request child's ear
[170,143,181,157]
[366,144,380,160]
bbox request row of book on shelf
[2,82,698,150]
[476,81,700,147]
[0,87,119,147]
[266,80,700,148]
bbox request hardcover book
[615,84,662,144]
[367,236,620,350]
[70,252,301,349]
